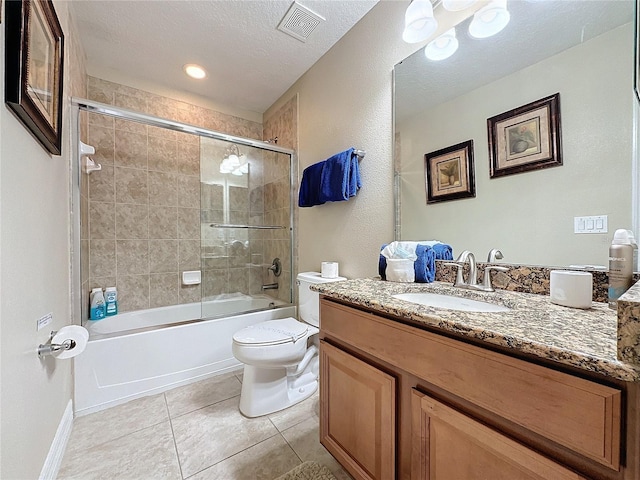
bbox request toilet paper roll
[550,270,593,309]
[321,262,339,278]
[51,325,89,359]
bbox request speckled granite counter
[313,278,640,382]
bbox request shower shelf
[209,223,286,230]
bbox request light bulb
[468,0,510,39]
[402,0,438,44]
[425,28,458,61]
[183,64,207,79]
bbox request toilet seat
[233,318,309,347]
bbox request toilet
[232,271,345,417]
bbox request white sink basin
[392,292,510,313]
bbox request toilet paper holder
[38,330,77,358]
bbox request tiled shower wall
[263,95,298,303]
[82,76,265,316]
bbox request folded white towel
[381,240,443,260]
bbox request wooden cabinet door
[320,340,396,480]
[411,389,586,480]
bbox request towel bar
[209,223,286,230]
[354,149,366,159]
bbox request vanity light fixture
[402,0,438,44]
[220,144,248,175]
[468,0,510,39]
[183,64,207,79]
[425,28,459,61]
[442,0,477,12]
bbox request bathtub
[74,295,295,416]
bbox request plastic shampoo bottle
[105,287,118,316]
[90,287,106,320]
[608,229,635,309]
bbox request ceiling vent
[277,1,325,43]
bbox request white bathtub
[74,296,295,416]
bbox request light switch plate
[574,215,608,234]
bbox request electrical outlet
[574,215,608,234]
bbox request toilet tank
[297,271,346,327]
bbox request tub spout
[261,283,278,291]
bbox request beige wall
[265,1,426,279]
[0,1,87,478]
[398,24,633,268]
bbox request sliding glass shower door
[200,137,293,319]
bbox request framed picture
[425,140,476,204]
[5,0,64,155]
[487,93,562,178]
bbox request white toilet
[232,271,345,417]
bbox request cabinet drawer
[321,299,622,470]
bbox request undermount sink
[392,292,510,313]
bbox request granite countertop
[313,278,640,382]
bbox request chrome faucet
[445,250,477,288]
[487,248,504,262]
[261,283,279,291]
[445,250,508,292]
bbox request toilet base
[238,355,319,418]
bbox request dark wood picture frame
[425,140,476,204]
[5,0,64,155]
[487,93,562,179]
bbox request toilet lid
[233,318,309,346]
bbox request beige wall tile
[116,274,150,312]
[149,171,178,206]
[179,284,201,304]
[88,111,114,129]
[149,239,179,273]
[89,201,116,239]
[177,175,200,208]
[116,240,149,275]
[88,125,115,167]
[149,206,178,239]
[115,118,147,135]
[149,273,180,308]
[89,165,115,203]
[89,239,116,278]
[177,142,200,176]
[202,270,227,297]
[116,204,149,239]
[115,167,149,204]
[201,184,223,210]
[178,208,200,240]
[179,240,200,271]
[228,267,249,293]
[115,130,148,169]
[148,136,178,173]
[115,92,147,112]
[87,76,116,104]
[229,186,249,212]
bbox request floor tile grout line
[164,393,186,480]
[168,392,242,421]
[184,431,288,479]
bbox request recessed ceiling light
[183,64,207,79]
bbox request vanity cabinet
[319,341,396,480]
[319,298,639,480]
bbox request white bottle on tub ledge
[105,287,118,316]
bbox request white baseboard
[39,400,74,480]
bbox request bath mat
[274,461,337,480]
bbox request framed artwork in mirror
[425,140,476,204]
[487,93,562,178]
[5,0,64,155]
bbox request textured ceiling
[395,0,635,123]
[70,0,379,114]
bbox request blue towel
[298,148,361,207]
[432,243,453,260]
[414,244,436,283]
[379,243,436,283]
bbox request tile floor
[59,371,353,480]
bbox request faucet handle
[481,265,508,291]
[444,262,466,287]
[487,248,504,262]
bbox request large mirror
[394,0,636,268]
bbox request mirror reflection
[394,0,635,267]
